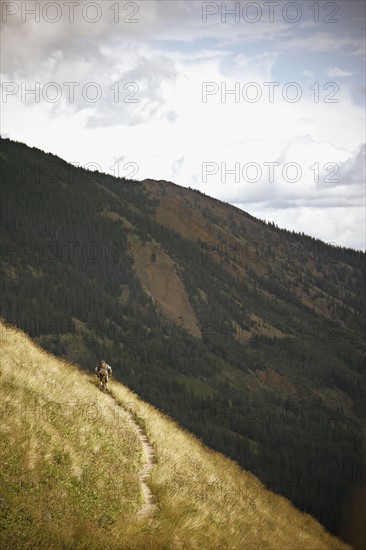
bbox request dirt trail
[99,384,157,519]
[132,417,156,519]
[123,407,157,519]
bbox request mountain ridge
[1,136,365,545]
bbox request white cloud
[326,67,354,78]
[239,204,365,251]
[336,143,365,187]
[278,32,365,56]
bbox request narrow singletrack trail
[124,413,157,519]
[104,387,157,519]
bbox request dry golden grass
[0,321,144,549]
[0,320,351,549]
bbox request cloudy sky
[1,0,365,249]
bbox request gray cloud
[3,0,364,80]
[81,54,178,128]
[335,143,365,187]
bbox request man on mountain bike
[95,360,113,391]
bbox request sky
[1,0,365,250]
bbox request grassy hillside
[0,321,351,549]
[1,137,365,541]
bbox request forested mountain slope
[0,321,352,549]
[1,137,365,545]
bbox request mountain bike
[100,373,108,392]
